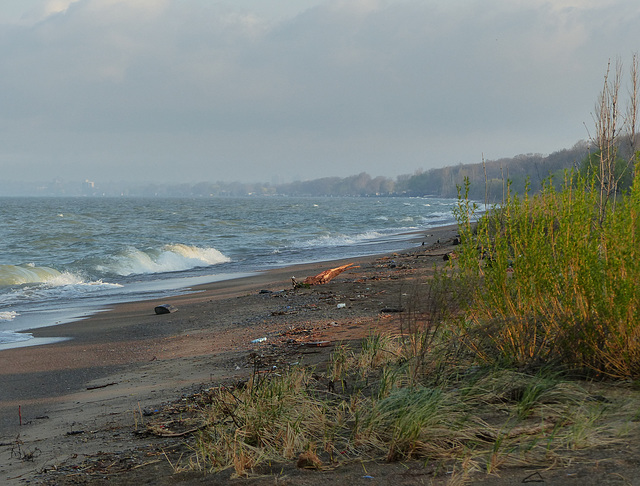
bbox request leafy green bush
[454,172,640,378]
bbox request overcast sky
[0,0,638,184]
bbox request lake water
[0,196,459,348]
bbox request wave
[294,231,384,249]
[0,331,31,345]
[96,244,231,276]
[0,264,63,286]
[410,211,456,225]
[0,263,122,289]
[0,274,124,308]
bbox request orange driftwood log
[302,263,356,286]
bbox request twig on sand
[87,382,118,390]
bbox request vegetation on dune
[454,171,640,378]
[158,57,640,480]
[453,55,639,378]
[168,319,639,479]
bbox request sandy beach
[0,226,461,484]
[3,222,640,486]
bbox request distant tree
[396,143,590,200]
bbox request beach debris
[296,450,323,470]
[251,337,267,343]
[522,471,545,483]
[295,263,357,288]
[380,307,404,313]
[302,341,331,347]
[271,308,297,316]
[146,423,205,437]
[87,382,118,391]
[336,303,346,309]
[154,303,177,314]
[9,436,40,462]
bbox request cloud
[1,0,639,183]
[43,0,80,16]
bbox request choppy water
[0,196,458,348]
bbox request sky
[0,0,639,184]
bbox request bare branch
[589,56,638,223]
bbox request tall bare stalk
[628,53,639,179]
[591,55,639,224]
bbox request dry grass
[160,326,639,479]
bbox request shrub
[454,172,640,378]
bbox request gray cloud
[0,0,639,183]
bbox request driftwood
[296,263,357,287]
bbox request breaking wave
[0,264,64,286]
[97,244,231,276]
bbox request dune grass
[173,327,637,479]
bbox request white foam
[0,311,19,321]
[425,211,453,220]
[41,271,88,287]
[0,331,32,345]
[295,231,384,249]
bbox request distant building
[82,179,95,195]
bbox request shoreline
[0,226,448,351]
[3,219,640,486]
[0,224,459,484]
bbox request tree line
[0,139,620,198]
[272,141,592,199]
